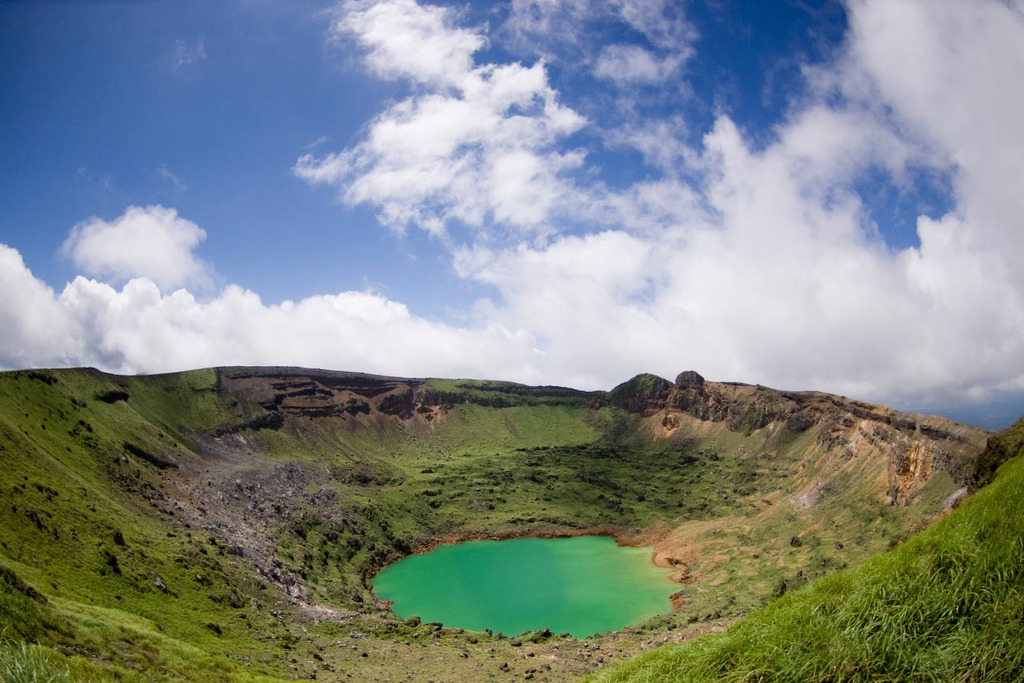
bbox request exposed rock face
[609,371,990,506]
[377,387,416,418]
[221,367,991,509]
[666,371,711,416]
[216,368,594,431]
[216,367,428,432]
[609,371,800,429]
[666,373,801,431]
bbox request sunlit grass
[595,426,1024,682]
[0,367,1005,681]
[0,637,69,683]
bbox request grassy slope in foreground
[596,417,1024,682]
[0,368,280,681]
[0,367,1000,681]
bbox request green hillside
[597,417,1024,682]
[0,367,1008,681]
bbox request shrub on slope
[598,418,1024,682]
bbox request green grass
[595,420,1024,682]
[0,636,70,683]
[422,378,597,408]
[0,370,300,680]
[121,368,238,436]
[0,367,1006,681]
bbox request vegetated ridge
[596,414,1024,682]
[0,366,1008,681]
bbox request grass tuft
[0,636,70,683]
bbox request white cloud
[332,0,482,87]
[503,0,696,64]
[296,0,703,238]
[501,0,594,59]
[60,205,213,292]
[3,0,1024,419]
[0,243,543,381]
[594,44,684,85]
[298,0,1024,408]
[845,0,1024,283]
[613,0,697,52]
[0,246,80,369]
[296,0,587,236]
[448,0,1024,406]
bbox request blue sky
[2,0,1024,429]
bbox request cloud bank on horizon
[2,0,1024,421]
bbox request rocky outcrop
[218,367,992,509]
[973,415,1024,486]
[216,368,596,430]
[609,371,801,428]
[607,374,674,414]
[215,367,428,431]
[609,370,991,506]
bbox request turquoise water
[371,535,676,637]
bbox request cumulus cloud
[0,246,80,369]
[451,0,1024,406]
[288,0,1024,408]
[295,0,587,236]
[0,244,543,380]
[332,0,482,87]
[60,205,213,291]
[295,0,705,238]
[3,0,1024,420]
[845,0,1024,281]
